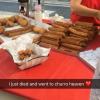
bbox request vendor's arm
[71,0,100,19]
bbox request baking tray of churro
[0,15,33,37]
[38,21,98,56]
[0,14,52,45]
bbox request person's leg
[90,89,100,100]
[90,60,100,100]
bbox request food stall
[0,0,100,100]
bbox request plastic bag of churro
[0,33,50,70]
[18,56,48,70]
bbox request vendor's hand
[0,38,4,44]
[96,11,100,20]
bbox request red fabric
[0,49,19,78]
[70,0,100,25]
[6,51,93,100]
[0,35,100,100]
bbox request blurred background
[0,0,70,18]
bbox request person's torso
[71,0,100,25]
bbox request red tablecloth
[0,35,100,100]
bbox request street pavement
[0,0,70,18]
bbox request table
[0,35,100,100]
